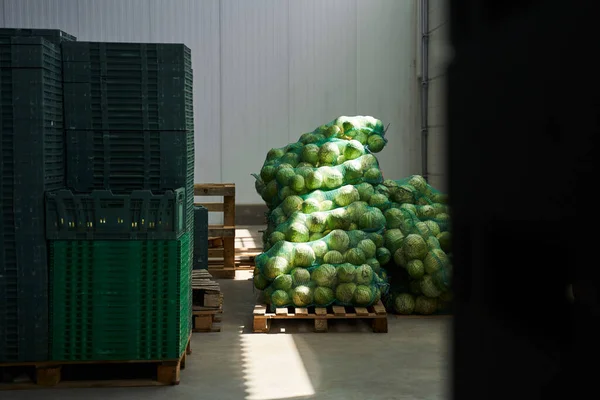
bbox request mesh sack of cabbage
[383,206,453,315]
[298,115,388,153]
[265,202,386,244]
[253,261,389,308]
[261,138,373,171]
[254,154,384,209]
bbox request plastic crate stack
[44,41,195,361]
[0,29,75,363]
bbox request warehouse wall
[0,0,420,211]
[426,0,452,191]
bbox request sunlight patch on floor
[240,334,315,400]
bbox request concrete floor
[7,274,451,400]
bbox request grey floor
[5,274,451,400]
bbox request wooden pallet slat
[0,337,192,390]
[253,301,388,333]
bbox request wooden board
[252,301,388,333]
[0,337,192,390]
[192,309,223,333]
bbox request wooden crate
[0,337,192,390]
[194,183,236,279]
[192,307,223,333]
[252,301,388,333]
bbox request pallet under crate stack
[1,28,195,388]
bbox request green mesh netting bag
[256,260,389,308]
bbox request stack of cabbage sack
[376,176,453,315]
[252,116,392,309]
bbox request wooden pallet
[192,307,223,333]
[252,301,388,333]
[194,183,236,279]
[0,337,192,390]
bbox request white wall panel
[288,0,358,140]
[2,0,80,36]
[220,0,289,204]
[1,0,421,204]
[357,0,420,179]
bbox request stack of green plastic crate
[49,233,191,361]
[45,41,194,362]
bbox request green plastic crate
[50,233,191,361]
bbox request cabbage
[292,244,316,267]
[291,268,311,287]
[299,133,319,145]
[392,185,417,204]
[349,223,358,231]
[327,230,350,252]
[335,282,357,303]
[437,231,452,253]
[309,232,325,241]
[281,195,303,216]
[368,193,389,210]
[364,168,382,182]
[302,198,321,214]
[291,286,314,307]
[336,155,346,165]
[326,208,352,230]
[403,234,428,260]
[368,232,384,248]
[367,134,386,153]
[355,182,375,202]
[266,148,285,162]
[301,143,320,165]
[361,154,379,169]
[263,286,275,304]
[357,239,377,259]
[253,273,269,290]
[314,287,335,306]
[353,285,373,306]
[357,208,386,231]
[344,248,367,265]
[310,240,329,259]
[306,170,323,190]
[269,231,286,246]
[424,220,441,237]
[262,180,279,203]
[384,229,405,255]
[423,249,450,275]
[285,223,309,243]
[337,263,356,283]
[260,165,278,183]
[290,175,305,193]
[376,247,392,265]
[264,256,290,280]
[408,175,428,193]
[333,185,360,207]
[321,167,343,189]
[353,130,369,145]
[281,152,300,167]
[366,258,381,273]
[384,208,404,229]
[400,202,417,214]
[323,250,344,264]
[343,140,365,160]
[393,248,407,268]
[394,293,415,315]
[414,296,437,315]
[343,159,363,181]
[415,222,433,238]
[318,142,340,165]
[279,186,295,201]
[324,124,342,138]
[276,167,295,186]
[311,264,337,288]
[296,163,314,170]
[420,275,442,298]
[348,230,368,248]
[272,274,293,291]
[355,264,374,285]
[427,236,441,250]
[407,259,425,279]
[272,290,292,307]
[417,205,436,219]
[319,200,335,211]
[306,212,327,233]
